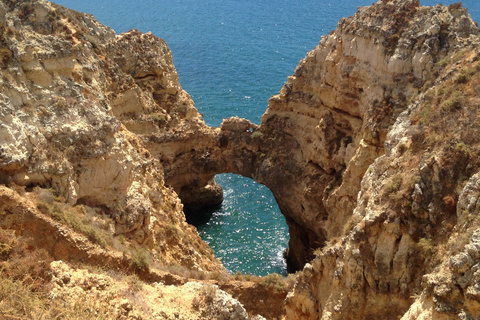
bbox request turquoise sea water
[54,0,480,275]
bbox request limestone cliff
[258,0,480,272]
[3,0,480,319]
[282,1,480,319]
[0,0,220,272]
[0,1,287,319]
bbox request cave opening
[186,173,289,276]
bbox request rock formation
[154,0,480,275]
[0,0,221,271]
[2,0,480,319]
[259,0,479,270]
[0,0,283,318]
[282,1,480,319]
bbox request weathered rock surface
[0,1,286,318]
[283,1,480,318]
[0,0,221,272]
[2,0,480,319]
[49,260,257,320]
[258,0,480,271]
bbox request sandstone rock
[0,0,220,272]
[2,0,480,319]
[49,260,255,320]
[220,116,258,132]
[284,1,480,319]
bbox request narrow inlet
[187,173,289,276]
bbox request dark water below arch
[187,174,289,276]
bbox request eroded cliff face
[258,0,480,271]
[0,0,220,272]
[3,0,480,319]
[0,1,292,318]
[283,1,480,319]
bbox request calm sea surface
[54,0,480,275]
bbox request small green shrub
[343,214,363,235]
[251,131,263,139]
[454,71,471,84]
[130,248,150,272]
[258,273,286,294]
[202,284,217,303]
[411,103,431,125]
[440,90,464,112]
[455,142,472,158]
[128,274,144,292]
[416,238,436,260]
[150,113,167,124]
[408,175,421,190]
[437,56,451,68]
[383,173,403,195]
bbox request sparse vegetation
[455,142,472,158]
[251,131,263,139]
[411,102,431,125]
[439,90,464,113]
[130,248,150,272]
[437,56,451,68]
[258,273,287,294]
[202,284,217,303]
[0,229,52,293]
[128,274,144,292]
[85,34,99,48]
[383,173,403,195]
[36,194,111,248]
[150,113,167,125]
[343,214,363,235]
[416,237,436,260]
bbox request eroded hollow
[185,174,289,276]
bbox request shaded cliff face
[0,0,220,272]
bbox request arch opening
[186,173,289,276]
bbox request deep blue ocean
[54,0,480,275]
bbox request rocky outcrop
[155,0,480,273]
[49,260,258,320]
[256,0,480,271]
[0,0,221,272]
[283,1,480,318]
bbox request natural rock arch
[145,1,480,274]
[147,116,329,272]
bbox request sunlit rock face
[0,0,221,272]
[280,1,480,319]
[160,0,480,274]
[3,6,480,320]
